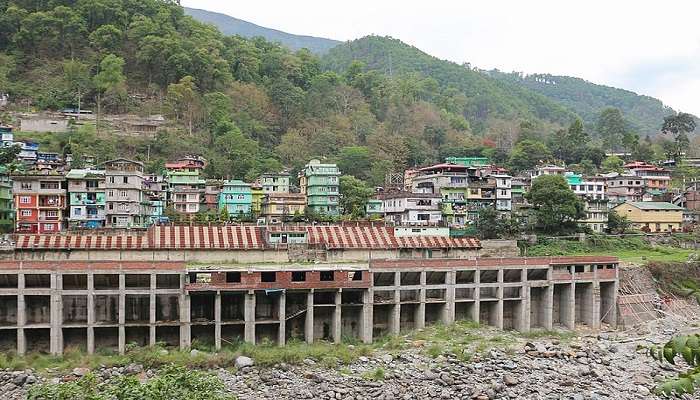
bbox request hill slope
[490,72,678,134]
[185,7,340,54]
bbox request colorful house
[66,169,106,229]
[299,159,340,216]
[219,180,252,219]
[0,168,13,233]
[12,172,66,233]
[445,157,490,167]
[166,157,206,215]
[259,172,290,193]
[261,193,306,224]
[251,183,264,216]
[612,202,684,233]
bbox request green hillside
[184,7,340,54]
[490,72,680,135]
[322,36,577,132]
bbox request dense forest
[0,0,697,189]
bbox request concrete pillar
[214,291,222,350]
[305,291,314,344]
[563,283,575,329]
[179,273,190,350]
[591,282,601,330]
[149,273,156,347]
[244,291,256,344]
[87,273,95,354]
[118,273,126,354]
[415,271,426,329]
[278,291,286,346]
[522,286,531,333]
[50,273,62,355]
[360,289,372,343]
[390,273,400,335]
[445,271,455,324]
[543,285,554,330]
[333,290,341,344]
[495,286,504,330]
[472,269,480,324]
[17,274,25,355]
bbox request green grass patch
[361,366,385,381]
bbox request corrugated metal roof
[627,202,684,210]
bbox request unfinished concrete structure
[0,225,618,355]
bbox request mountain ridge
[184,7,341,54]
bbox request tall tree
[526,175,585,234]
[596,108,626,152]
[662,112,696,162]
[339,175,374,218]
[165,76,201,136]
[93,54,125,134]
[509,139,552,171]
[62,60,92,114]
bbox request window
[501,189,507,196]
[120,191,127,197]
[74,208,81,216]
[109,176,115,184]
[261,272,276,282]
[123,176,128,184]
[108,203,113,210]
[20,182,32,190]
[320,271,334,281]
[46,210,57,217]
[20,210,31,217]
[108,190,114,197]
[43,223,54,231]
[226,272,241,283]
[291,271,306,282]
[20,196,31,204]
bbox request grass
[361,366,385,381]
[525,236,697,263]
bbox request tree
[165,76,201,136]
[337,146,372,181]
[662,113,696,162]
[93,54,125,134]
[509,139,552,171]
[62,60,92,114]
[549,118,589,164]
[601,155,624,173]
[596,108,626,152]
[607,212,632,234]
[475,207,508,239]
[219,207,230,223]
[525,175,585,234]
[339,175,374,218]
[0,146,20,164]
[647,333,700,396]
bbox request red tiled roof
[13,225,481,250]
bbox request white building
[379,192,442,226]
[490,174,512,212]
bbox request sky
[182,0,700,116]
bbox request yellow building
[251,184,264,215]
[261,193,306,224]
[612,202,684,232]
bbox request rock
[190,349,200,357]
[503,374,518,386]
[381,354,393,364]
[72,368,90,377]
[235,356,254,369]
[12,374,27,386]
[124,364,143,375]
[637,386,650,396]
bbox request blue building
[219,180,252,219]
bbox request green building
[0,168,13,233]
[299,159,340,216]
[219,180,252,219]
[365,199,384,219]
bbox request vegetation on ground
[648,333,700,396]
[524,236,697,263]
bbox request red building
[12,173,66,233]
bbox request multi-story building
[612,202,683,232]
[604,173,649,204]
[203,180,223,212]
[143,174,168,225]
[299,159,340,216]
[530,165,565,180]
[564,173,608,233]
[580,199,609,233]
[251,182,264,216]
[103,159,146,228]
[66,169,106,229]
[0,168,13,233]
[490,174,512,212]
[465,176,496,222]
[624,162,671,192]
[260,172,291,193]
[166,157,206,215]
[261,193,306,224]
[16,141,39,165]
[380,192,442,226]
[0,125,13,148]
[411,163,472,194]
[12,172,66,233]
[365,199,384,219]
[511,177,527,207]
[219,180,252,218]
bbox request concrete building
[219,180,252,219]
[445,156,490,167]
[580,199,609,233]
[530,165,565,180]
[0,125,13,148]
[299,160,340,216]
[605,174,648,204]
[490,174,512,212]
[261,193,306,224]
[203,181,223,213]
[623,162,671,192]
[380,192,442,226]
[411,163,471,194]
[565,173,608,233]
[166,157,206,215]
[66,169,106,229]
[0,223,618,354]
[260,172,291,194]
[612,202,684,232]
[12,172,66,233]
[143,175,168,225]
[365,199,384,219]
[103,159,146,228]
[0,169,13,233]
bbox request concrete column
[214,291,222,350]
[591,282,601,330]
[472,269,480,324]
[179,273,190,350]
[390,273,400,335]
[360,289,372,344]
[305,291,314,344]
[415,271,426,329]
[244,291,255,344]
[543,285,554,330]
[495,286,504,330]
[278,291,286,346]
[564,283,575,329]
[522,286,531,333]
[50,273,62,355]
[118,273,126,354]
[87,273,95,354]
[445,271,456,324]
[149,273,156,347]
[17,273,25,355]
[333,290,341,344]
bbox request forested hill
[184,7,340,54]
[490,72,678,135]
[321,36,577,132]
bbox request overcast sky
[183,0,700,116]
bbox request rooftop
[623,202,684,211]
